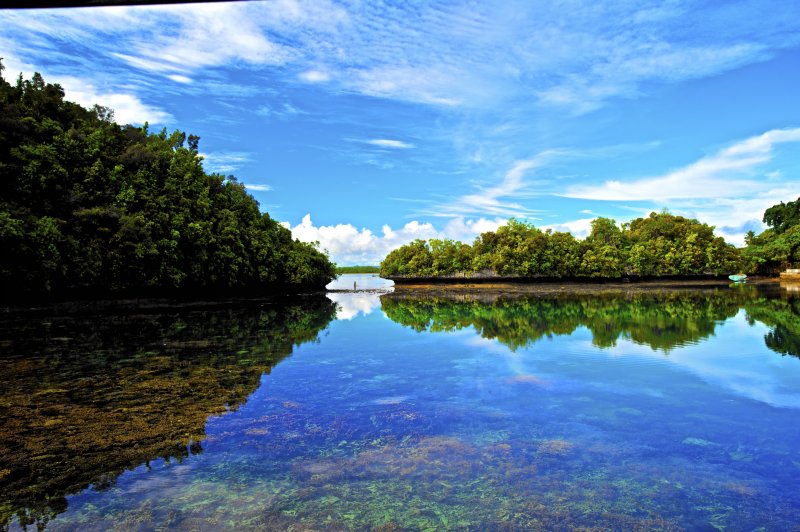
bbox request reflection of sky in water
[326,292,383,320]
[479,309,800,409]
[326,274,391,320]
[326,273,394,291]
[614,311,800,409]
[19,290,800,530]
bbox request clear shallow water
[2,283,800,530]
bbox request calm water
[2,279,800,530]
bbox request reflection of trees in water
[382,286,800,358]
[0,296,336,530]
[381,290,750,352]
[743,291,800,358]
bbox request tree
[579,218,625,277]
[744,197,800,274]
[379,212,740,279]
[763,197,800,234]
[0,65,335,299]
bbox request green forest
[381,200,800,279]
[0,64,335,299]
[335,265,380,274]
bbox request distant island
[0,64,336,300]
[335,265,380,274]
[381,201,800,282]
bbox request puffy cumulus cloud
[325,293,382,320]
[287,214,506,265]
[441,217,507,242]
[542,218,595,239]
[288,214,437,265]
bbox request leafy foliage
[743,197,800,274]
[0,64,335,299]
[335,265,380,274]
[381,213,740,278]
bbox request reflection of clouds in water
[326,274,394,291]
[460,310,800,409]
[327,293,382,320]
[596,312,800,409]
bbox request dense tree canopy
[743,197,800,274]
[381,213,740,279]
[0,63,335,298]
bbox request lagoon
[2,278,800,530]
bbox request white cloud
[287,214,506,265]
[661,187,799,246]
[325,293,381,320]
[441,217,507,241]
[199,152,253,174]
[168,74,193,84]
[423,151,559,218]
[564,128,800,201]
[255,103,304,119]
[244,184,272,192]
[3,1,798,113]
[57,76,171,125]
[350,65,467,106]
[299,69,330,83]
[542,218,595,239]
[109,4,301,75]
[0,53,170,125]
[365,139,414,149]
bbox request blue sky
[2,0,799,264]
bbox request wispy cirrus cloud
[564,128,800,201]
[365,139,414,149]
[243,183,272,192]
[199,152,253,174]
[4,1,798,113]
[420,150,562,218]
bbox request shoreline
[386,277,780,297]
[3,278,789,314]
